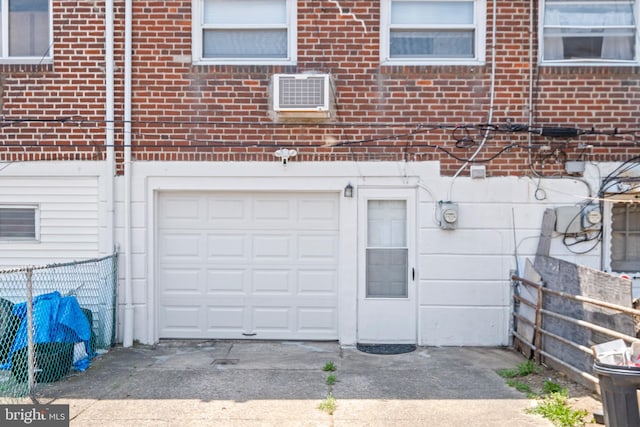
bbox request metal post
[26,269,35,394]
[534,284,543,364]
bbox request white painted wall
[0,160,611,347]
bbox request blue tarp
[1,291,94,371]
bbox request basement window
[610,203,640,272]
[0,0,52,64]
[0,206,38,240]
[541,0,638,65]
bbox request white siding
[0,164,102,267]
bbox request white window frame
[380,0,487,66]
[191,0,297,65]
[0,205,39,241]
[539,0,640,66]
[0,0,53,65]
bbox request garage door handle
[412,268,415,281]
[242,333,257,337]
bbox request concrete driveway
[30,341,553,426]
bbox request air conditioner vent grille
[277,76,326,109]
[271,74,332,113]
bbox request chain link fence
[0,255,117,399]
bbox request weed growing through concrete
[528,390,588,427]
[326,374,336,385]
[319,393,337,415]
[319,362,337,414]
[322,361,337,372]
[497,360,541,378]
[499,361,588,427]
[505,379,535,397]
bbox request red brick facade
[0,1,638,175]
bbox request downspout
[105,2,115,259]
[123,0,134,348]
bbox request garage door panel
[252,269,291,294]
[162,198,203,221]
[207,307,245,331]
[253,234,292,259]
[158,191,339,340]
[161,269,202,294]
[253,307,291,330]
[298,308,337,331]
[160,305,203,334]
[207,269,246,293]
[254,199,292,221]
[298,234,338,260]
[208,198,247,221]
[299,199,339,225]
[160,233,203,258]
[208,234,247,258]
[297,270,337,294]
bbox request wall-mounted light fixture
[344,183,354,198]
[274,148,297,165]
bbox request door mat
[356,344,416,355]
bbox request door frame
[356,186,418,344]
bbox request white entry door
[357,188,416,343]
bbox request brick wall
[0,1,637,176]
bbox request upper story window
[192,0,297,65]
[0,0,52,64]
[0,206,37,240]
[380,0,486,65]
[541,0,638,65]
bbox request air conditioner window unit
[272,74,331,112]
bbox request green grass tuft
[527,392,587,427]
[322,361,337,372]
[318,393,337,415]
[498,360,541,378]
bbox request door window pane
[366,200,408,298]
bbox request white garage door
[157,192,340,340]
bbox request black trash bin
[593,361,640,427]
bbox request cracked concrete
[24,341,552,426]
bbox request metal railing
[511,274,640,390]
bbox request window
[0,207,37,240]
[192,0,296,65]
[541,0,638,64]
[0,0,51,63]
[366,200,408,298]
[611,203,640,272]
[381,0,486,65]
